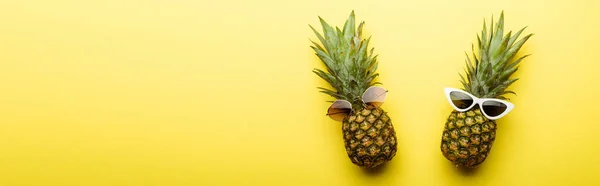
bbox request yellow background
[1,0,599,185]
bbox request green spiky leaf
[459,12,532,99]
[311,11,380,110]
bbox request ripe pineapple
[310,11,397,168]
[440,12,532,168]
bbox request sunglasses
[444,88,514,120]
[326,86,388,121]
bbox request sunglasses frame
[326,86,388,121]
[444,87,514,120]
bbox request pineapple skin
[440,108,497,168]
[342,107,397,168]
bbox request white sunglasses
[444,87,514,120]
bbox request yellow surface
[1,0,599,185]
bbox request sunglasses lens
[327,100,352,122]
[482,101,508,117]
[362,86,387,108]
[450,91,474,109]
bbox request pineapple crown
[460,11,533,100]
[310,11,380,110]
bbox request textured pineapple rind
[342,107,397,168]
[440,108,497,168]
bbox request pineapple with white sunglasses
[440,12,532,168]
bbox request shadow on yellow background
[1,0,599,185]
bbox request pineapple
[440,12,532,168]
[310,11,397,168]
